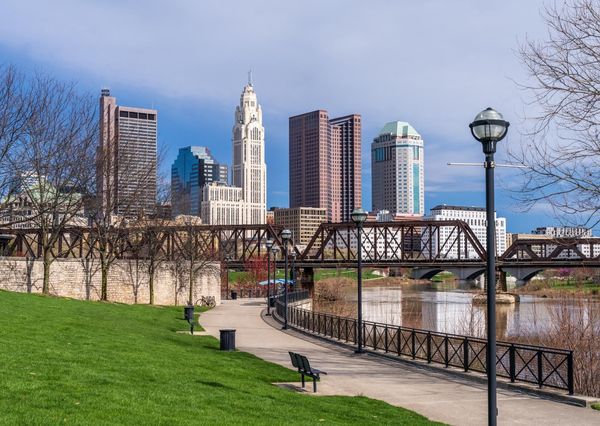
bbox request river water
[337,282,600,341]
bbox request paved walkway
[200,299,600,426]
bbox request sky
[0,0,571,233]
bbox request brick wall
[0,258,221,305]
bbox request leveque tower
[232,80,266,224]
[201,78,266,225]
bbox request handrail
[273,291,574,394]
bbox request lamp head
[469,107,509,154]
[351,208,368,225]
[265,238,274,250]
[281,229,292,241]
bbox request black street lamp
[351,208,368,353]
[224,255,232,299]
[281,229,292,329]
[290,252,296,290]
[265,239,274,316]
[469,107,509,426]
[271,246,280,295]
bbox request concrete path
[200,299,600,426]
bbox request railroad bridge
[1,221,598,289]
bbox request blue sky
[0,0,571,233]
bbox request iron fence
[274,291,574,394]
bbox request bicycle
[195,295,216,308]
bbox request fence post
[373,324,377,350]
[537,350,543,388]
[426,332,432,363]
[411,330,416,359]
[509,344,516,383]
[384,325,389,353]
[345,319,348,342]
[567,351,574,395]
[397,327,401,356]
[444,336,449,367]
[463,337,469,372]
[337,316,341,340]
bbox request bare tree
[7,72,97,294]
[87,117,159,301]
[172,217,219,305]
[0,65,36,223]
[513,0,600,228]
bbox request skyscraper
[371,121,424,216]
[232,79,267,224]
[201,78,267,225]
[97,89,157,217]
[289,110,361,222]
[171,146,228,216]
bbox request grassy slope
[0,291,441,425]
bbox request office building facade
[171,146,228,216]
[371,121,424,216]
[425,205,507,259]
[273,207,327,247]
[532,226,592,238]
[97,89,157,217]
[289,110,361,222]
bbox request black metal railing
[273,291,574,394]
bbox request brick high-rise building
[289,110,361,222]
[97,89,157,218]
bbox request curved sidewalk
[200,299,600,426]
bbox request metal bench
[288,351,327,392]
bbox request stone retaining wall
[0,258,221,305]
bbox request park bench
[288,351,327,392]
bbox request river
[330,282,600,341]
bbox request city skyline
[1,0,594,234]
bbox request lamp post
[281,229,292,329]
[224,255,232,299]
[469,107,509,426]
[290,252,296,290]
[271,246,279,296]
[351,208,368,353]
[265,239,274,316]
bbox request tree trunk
[42,247,51,295]
[101,256,109,301]
[149,262,155,305]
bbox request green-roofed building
[371,121,424,216]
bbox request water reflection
[340,282,599,340]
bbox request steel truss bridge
[1,221,599,283]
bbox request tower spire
[247,69,253,86]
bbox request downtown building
[97,89,157,218]
[289,110,362,222]
[371,121,424,216]
[273,207,327,249]
[201,80,267,225]
[171,146,228,216]
[424,205,507,259]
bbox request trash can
[230,291,237,300]
[220,329,236,351]
[184,304,194,321]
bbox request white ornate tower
[232,75,266,224]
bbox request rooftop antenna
[248,69,253,86]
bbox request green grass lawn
[0,291,441,425]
